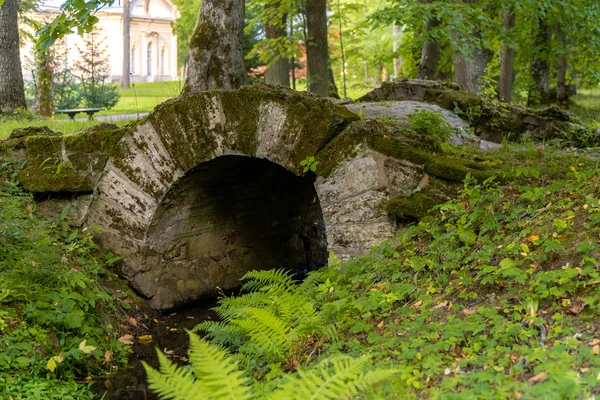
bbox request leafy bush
[408,109,455,141]
[0,159,128,398]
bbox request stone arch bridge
[2,86,497,309]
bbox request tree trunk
[556,23,568,106]
[417,19,440,79]
[328,66,339,98]
[452,0,486,93]
[265,2,290,87]
[393,22,403,79]
[416,0,440,80]
[0,0,27,112]
[184,0,247,93]
[499,7,515,103]
[528,16,551,106]
[305,0,329,97]
[121,0,131,88]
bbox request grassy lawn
[570,88,600,124]
[0,116,134,140]
[97,80,183,116]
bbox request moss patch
[386,176,460,219]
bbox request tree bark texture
[121,0,131,88]
[393,23,403,78]
[499,7,515,103]
[556,23,568,106]
[452,0,486,93]
[416,0,440,80]
[184,0,247,93]
[0,0,27,112]
[265,2,290,87]
[305,0,329,97]
[528,17,551,106]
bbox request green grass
[98,80,183,116]
[570,88,600,124]
[0,116,135,140]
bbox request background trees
[0,0,27,112]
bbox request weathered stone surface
[358,79,594,145]
[1,85,507,309]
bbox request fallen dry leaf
[462,308,476,315]
[592,345,600,355]
[104,350,112,362]
[411,301,423,308]
[568,303,585,315]
[528,371,547,383]
[163,348,175,355]
[432,301,447,310]
[128,317,138,327]
[118,334,134,345]
[138,335,153,344]
[589,338,600,346]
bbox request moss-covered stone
[386,176,460,219]
[425,155,504,183]
[359,80,595,146]
[8,126,60,139]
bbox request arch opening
[144,155,328,307]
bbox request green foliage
[299,155,319,173]
[74,27,120,110]
[408,109,454,141]
[0,158,129,398]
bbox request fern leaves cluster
[194,269,333,364]
[145,332,398,400]
[145,269,399,399]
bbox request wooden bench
[54,108,104,121]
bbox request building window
[131,47,136,75]
[147,42,153,76]
[160,48,166,75]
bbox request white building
[22,0,179,83]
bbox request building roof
[38,0,178,21]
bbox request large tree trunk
[452,0,486,93]
[556,23,568,106]
[305,0,329,97]
[528,16,551,106]
[0,0,27,112]
[416,5,441,80]
[121,0,131,88]
[184,0,247,93]
[264,2,290,87]
[499,7,515,103]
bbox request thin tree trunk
[416,0,440,80]
[528,16,551,106]
[337,0,347,97]
[121,0,131,88]
[393,22,403,78]
[184,0,247,93]
[305,0,329,97]
[265,2,290,87]
[499,6,515,103]
[0,0,27,112]
[556,23,568,106]
[328,67,339,98]
[452,0,486,93]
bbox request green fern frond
[241,268,296,293]
[193,320,247,345]
[187,332,253,400]
[267,356,399,400]
[143,352,208,400]
[231,307,293,361]
[297,271,326,295]
[216,292,270,319]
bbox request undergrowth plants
[147,145,600,399]
[0,158,129,399]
